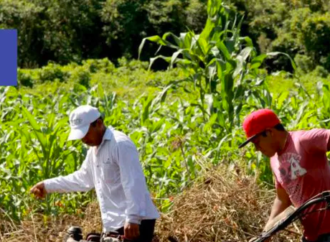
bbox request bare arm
[264,186,292,231]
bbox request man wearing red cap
[240,108,330,242]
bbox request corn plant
[139,0,296,133]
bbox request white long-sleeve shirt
[44,126,160,232]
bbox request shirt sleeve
[270,156,283,189]
[274,176,283,189]
[300,129,330,154]
[116,139,147,225]
[44,150,94,193]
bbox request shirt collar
[103,126,114,141]
[94,126,114,155]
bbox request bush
[311,66,329,78]
[294,54,314,74]
[301,12,330,62]
[0,0,107,67]
[38,63,68,83]
[227,0,330,72]
[81,59,116,74]
[18,70,34,88]
[1,0,208,68]
[70,67,91,88]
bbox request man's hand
[248,236,271,242]
[30,182,47,199]
[259,186,291,242]
[248,233,271,242]
[124,222,140,240]
[261,232,272,242]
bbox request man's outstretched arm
[30,151,94,198]
[264,186,292,231]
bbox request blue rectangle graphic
[0,30,17,86]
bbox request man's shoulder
[288,129,330,154]
[290,128,329,135]
[105,126,128,141]
[290,128,329,141]
[110,129,136,147]
[285,130,311,148]
[112,130,129,141]
[270,153,279,165]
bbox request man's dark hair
[274,123,286,131]
[260,123,286,137]
[91,116,103,127]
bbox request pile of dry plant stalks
[0,203,102,242]
[154,165,302,242]
[0,165,302,242]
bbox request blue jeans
[302,234,330,242]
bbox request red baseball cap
[239,109,281,148]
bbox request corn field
[1,0,330,225]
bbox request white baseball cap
[68,105,101,141]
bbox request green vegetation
[0,0,207,67]
[1,0,330,227]
[1,0,330,75]
[228,0,330,73]
[2,59,330,222]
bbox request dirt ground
[0,165,302,242]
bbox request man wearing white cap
[30,105,160,242]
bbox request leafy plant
[139,0,295,132]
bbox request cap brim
[238,134,257,148]
[68,124,90,141]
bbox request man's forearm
[264,197,291,231]
[44,170,94,193]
